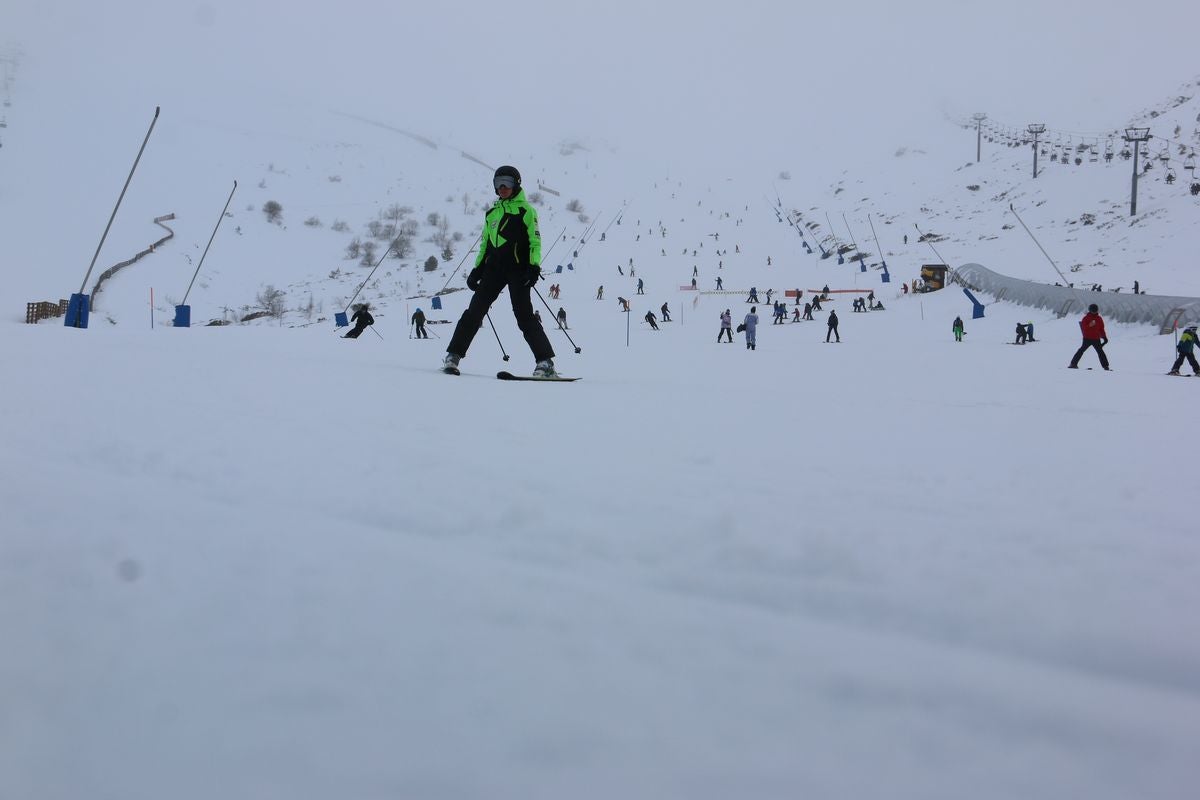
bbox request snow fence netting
[954,263,1200,332]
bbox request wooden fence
[25,298,68,324]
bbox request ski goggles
[493,176,517,191]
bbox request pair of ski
[443,366,578,382]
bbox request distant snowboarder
[660,302,671,322]
[826,309,840,343]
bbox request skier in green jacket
[443,165,555,376]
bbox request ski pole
[534,284,582,353]
[370,326,385,341]
[486,312,509,361]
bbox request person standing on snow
[715,276,724,290]
[1014,321,1027,345]
[718,309,733,342]
[826,309,840,342]
[411,307,428,339]
[660,302,671,322]
[1025,322,1036,342]
[952,316,965,342]
[1168,325,1200,375]
[1068,303,1109,370]
[637,277,645,295]
[443,165,556,376]
[743,306,759,350]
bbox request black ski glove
[520,265,541,288]
[466,269,483,291]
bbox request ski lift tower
[972,113,987,163]
[1027,124,1046,178]
[1123,127,1152,216]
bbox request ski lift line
[181,180,237,307]
[912,223,961,286]
[432,230,484,297]
[867,213,887,272]
[1007,203,1073,288]
[599,202,629,236]
[841,213,862,257]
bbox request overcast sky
[6,0,1198,178]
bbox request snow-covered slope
[2,42,1198,800]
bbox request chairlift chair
[1166,168,1176,185]
[1104,139,1114,162]
[1185,153,1196,172]
[1089,144,1099,162]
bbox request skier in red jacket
[1068,303,1110,370]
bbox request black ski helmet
[1088,303,1099,313]
[494,165,521,195]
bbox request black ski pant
[826,325,839,342]
[414,322,427,339]
[718,327,732,342]
[1171,352,1200,373]
[344,324,367,339]
[1069,338,1108,369]
[447,268,554,362]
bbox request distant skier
[747,286,759,303]
[1168,325,1200,375]
[596,285,604,300]
[718,309,733,342]
[344,303,374,339]
[617,297,630,312]
[743,306,759,350]
[1014,322,1027,345]
[952,316,965,342]
[1024,322,1036,342]
[715,276,724,290]
[557,307,568,330]
[765,289,774,305]
[661,302,671,322]
[791,306,801,322]
[826,309,840,343]
[803,302,813,320]
[794,288,802,306]
[645,310,659,330]
[411,307,428,339]
[692,265,698,277]
[1068,303,1109,370]
[637,277,644,295]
